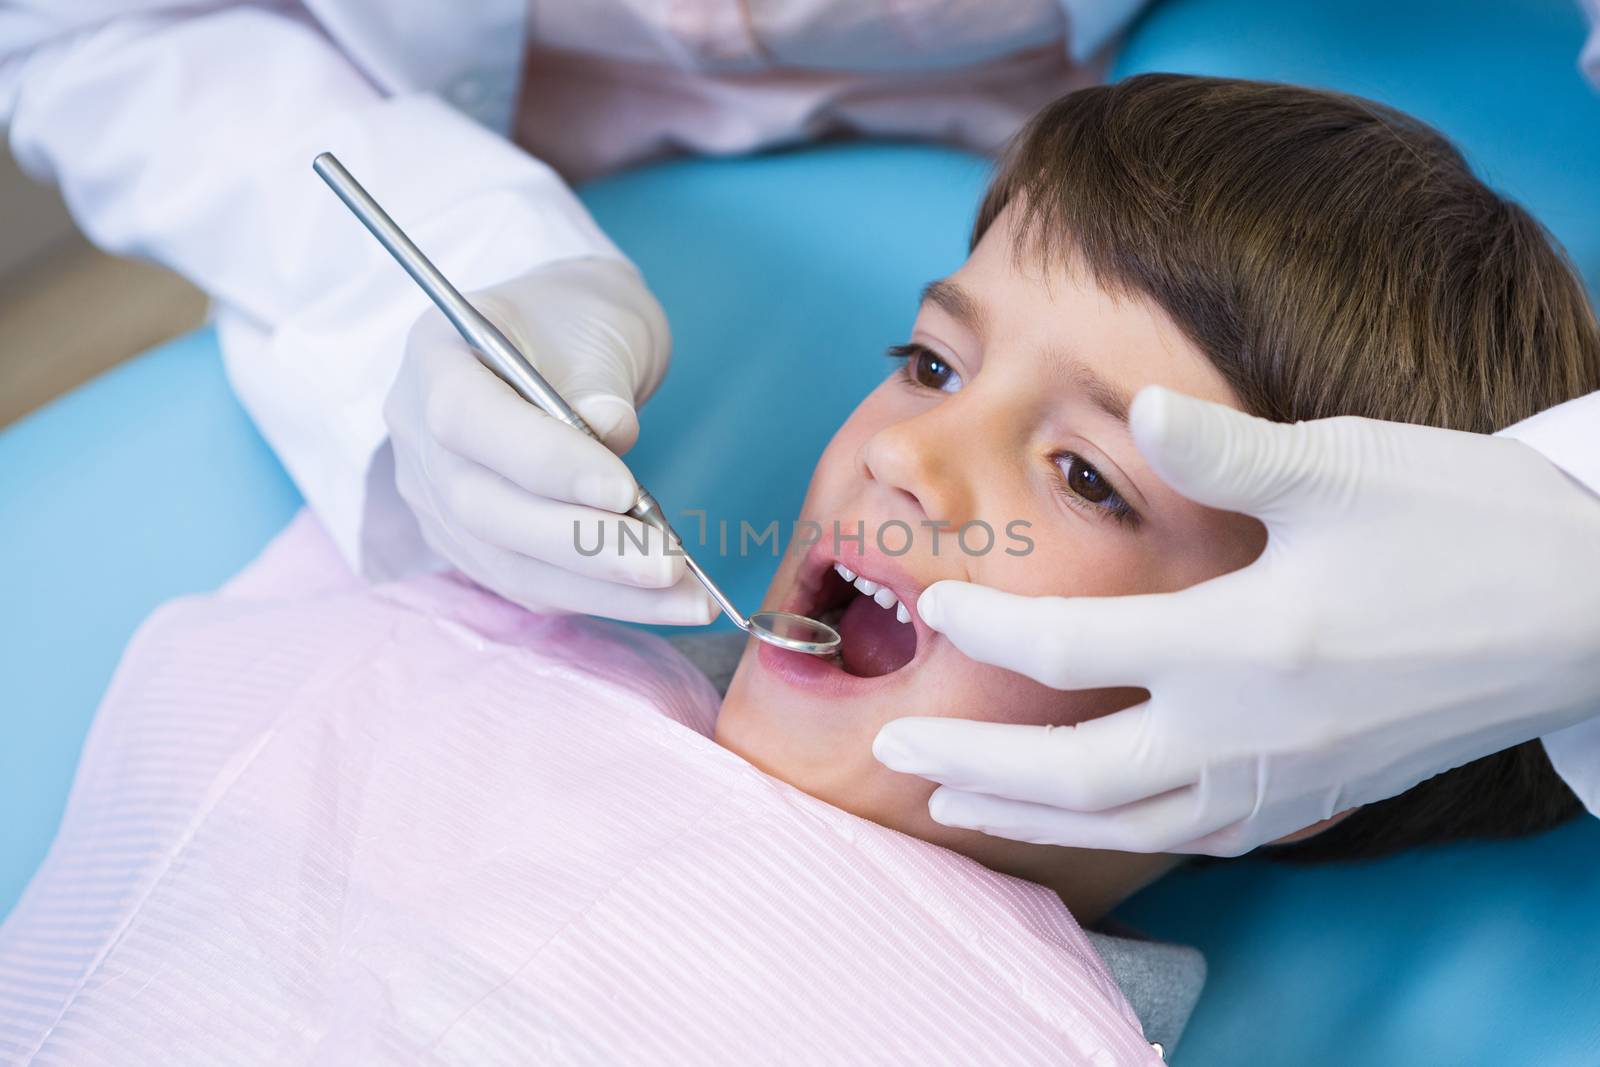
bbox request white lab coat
[2,1,1599,810]
[2,0,606,577]
[0,0,1139,573]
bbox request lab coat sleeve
[0,5,626,577]
[1497,391,1600,816]
[1567,2,1600,808]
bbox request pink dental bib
[0,514,1154,1066]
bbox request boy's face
[716,208,1266,911]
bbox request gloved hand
[385,257,714,624]
[874,386,1600,856]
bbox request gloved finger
[1130,385,1347,522]
[915,579,1215,690]
[1169,763,1354,857]
[927,782,1242,854]
[874,706,1200,814]
[1169,817,1270,859]
[467,537,718,626]
[408,472,711,626]
[429,449,684,589]
[569,392,641,455]
[425,346,640,514]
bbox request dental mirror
[747,611,844,656]
[314,152,842,657]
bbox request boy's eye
[1061,453,1112,503]
[887,343,962,393]
[1053,451,1137,526]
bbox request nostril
[891,487,928,522]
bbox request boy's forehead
[950,216,1128,323]
[923,235,1241,413]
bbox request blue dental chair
[4,2,1599,1062]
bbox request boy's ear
[1268,808,1359,846]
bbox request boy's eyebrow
[920,279,987,333]
[1056,354,1132,426]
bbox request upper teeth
[834,562,913,625]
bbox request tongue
[838,593,917,678]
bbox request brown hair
[975,73,1600,860]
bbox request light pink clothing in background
[0,514,1155,1065]
[517,0,1120,177]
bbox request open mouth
[802,561,920,679]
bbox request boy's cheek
[885,658,1146,732]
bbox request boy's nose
[858,407,975,528]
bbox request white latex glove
[386,257,715,624]
[874,386,1600,856]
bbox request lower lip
[755,622,925,698]
[756,555,924,698]
[756,639,890,699]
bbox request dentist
[4,1,1599,855]
[0,0,1135,622]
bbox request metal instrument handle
[314,152,750,632]
[313,153,599,443]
